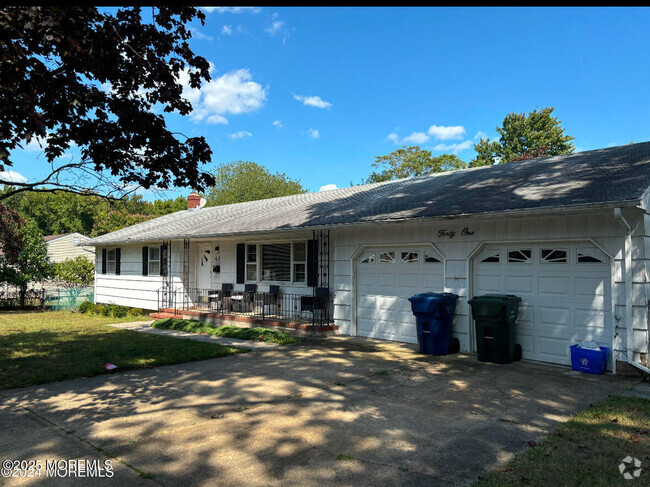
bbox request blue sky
[5,7,650,200]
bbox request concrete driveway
[0,337,633,486]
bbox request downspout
[614,208,650,374]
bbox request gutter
[85,198,642,247]
[614,208,650,374]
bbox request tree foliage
[205,161,307,207]
[365,146,467,183]
[0,6,215,200]
[0,219,52,294]
[90,211,154,237]
[470,107,575,167]
[0,204,24,262]
[53,255,94,288]
[0,187,187,236]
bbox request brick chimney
[188,192,201,210]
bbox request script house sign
[437,227,475,239]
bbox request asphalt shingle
[86,142,650,245]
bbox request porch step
[149,308,338,336]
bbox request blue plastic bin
[408,293,458,356]
[570,345,609,374]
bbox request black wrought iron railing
[0,288,46,309]
[157,287,333,327]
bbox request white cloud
[433,140,473,154]
[293,94,332,109]
[474,131,489,140]
[24,135,48,152]
[402,132,430,144]
[319,184,338,192]
[202,7,262,14]
[228,131,252,140]
[221,25,233,35]
[0,170,28,184]
[428,125,466,140]
[272,120,283,128]
[189,27,213,41]
[386,133,400,144]
[179,65,267,125]
[308,128,320,138]
[265,19,284,36]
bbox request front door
[197,244,213,289]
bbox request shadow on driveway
[0,336,634,486]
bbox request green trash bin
[468,294,522,364]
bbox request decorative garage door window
[508,249,532,263]
[478,248,500,263]
[424,250,441,263]
[541,248,567,264]
[359,251,375,264]
[577,247,608,264]
[401,251,419,263]
[379,251,396,264]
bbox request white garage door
[473,243,612,366]
[356,247,444,343]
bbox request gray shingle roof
[87,142,650,245]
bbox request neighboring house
[85,142,650,375]
[45,233,95,263]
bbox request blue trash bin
[408,293,459,355]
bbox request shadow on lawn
[1,338,634,486]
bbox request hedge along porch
[88,142,650,374]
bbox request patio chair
[261,285,280,316]
[210,283,233,311]
[300,287,330,322]
[232,284,257,313]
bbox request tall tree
[365,146,467,184]
[205,161,307,207]
[470,107,575,167]
[0,219,51,306]
[0,204,24,263]
[0,7,215,200]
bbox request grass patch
[0,311,246,390]
[475,395,650,487]
[151,318,301,345]
[335,454,355,461]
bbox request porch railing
[157,287,333,327]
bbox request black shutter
[236,243,245,284]
[101,248,107,275]
[307,239,318,287]
[115,248,121,276]
[142,246,149,276]
[161,242,168,277]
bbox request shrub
[78,301,95,314]
[93,304,105,315]
[100,304,113,316]
[127,308,145,317]
[111,305,129,318]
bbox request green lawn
[475,395,650,487]
[0,310,247,390]
[151,318,302,345]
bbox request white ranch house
[86,142,650,375]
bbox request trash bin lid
[468,294,521,320]
[409,292,458,314]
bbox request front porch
[152,286,338,335]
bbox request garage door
[473,243,612,366]
[356,247,444,343]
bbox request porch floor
[150,308,339,335]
